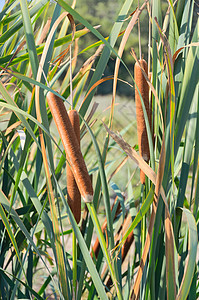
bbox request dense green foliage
[0,0,199,299]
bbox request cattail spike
[134,59,150,184]
[47,92,93,202]
[67,110,81,223]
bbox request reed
[47,91,93,203]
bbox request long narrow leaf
[176,208,198,300]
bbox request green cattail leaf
[0,202,24,272]
[176,86,198,207]
[19,0,39,79]
[176,208,197,300]
[117,187,154,249]
[175,20,199,153]
[168,0,179,54]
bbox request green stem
[141,184,145,256]
[73,230,77,297]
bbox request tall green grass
[0,0,198,299]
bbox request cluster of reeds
[0,0,198,299]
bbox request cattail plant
[47,91,93,203]
[66,110,81,224]
[134,59,150,184]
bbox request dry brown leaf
[79,76,113,111]
[5,121,22,136]
[108,156,128,183]
[165,205,176,299]
[60,43,104,95]
[103,123,155,183]
[173,42,199,63]
[36,18,52,45]
[5,40,26,68]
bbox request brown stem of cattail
[134,59,150,184]
[121,226,134,262]
[67,110,81,223]
[47,91,93,203]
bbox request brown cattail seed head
[134,59,150,184]
[47,92,93,202]
[67,110,81,223]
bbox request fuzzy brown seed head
[67,110,81,223]
[134,59,150,184]
[47,92,93,202]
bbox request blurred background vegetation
[11,0,195,96]
[65,0,149,96]
[31,0,152,96]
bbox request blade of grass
[131,137,166,299]
[176,208,198,300]
[19,0,40,78]
[37,127,70,299]
[0,202,25,278]
[77,175,102,300]
[151,0,162,94]
[168,0,179,54]
[190,84,199,208]
[52,0,76,61]
[176,86,198,207]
